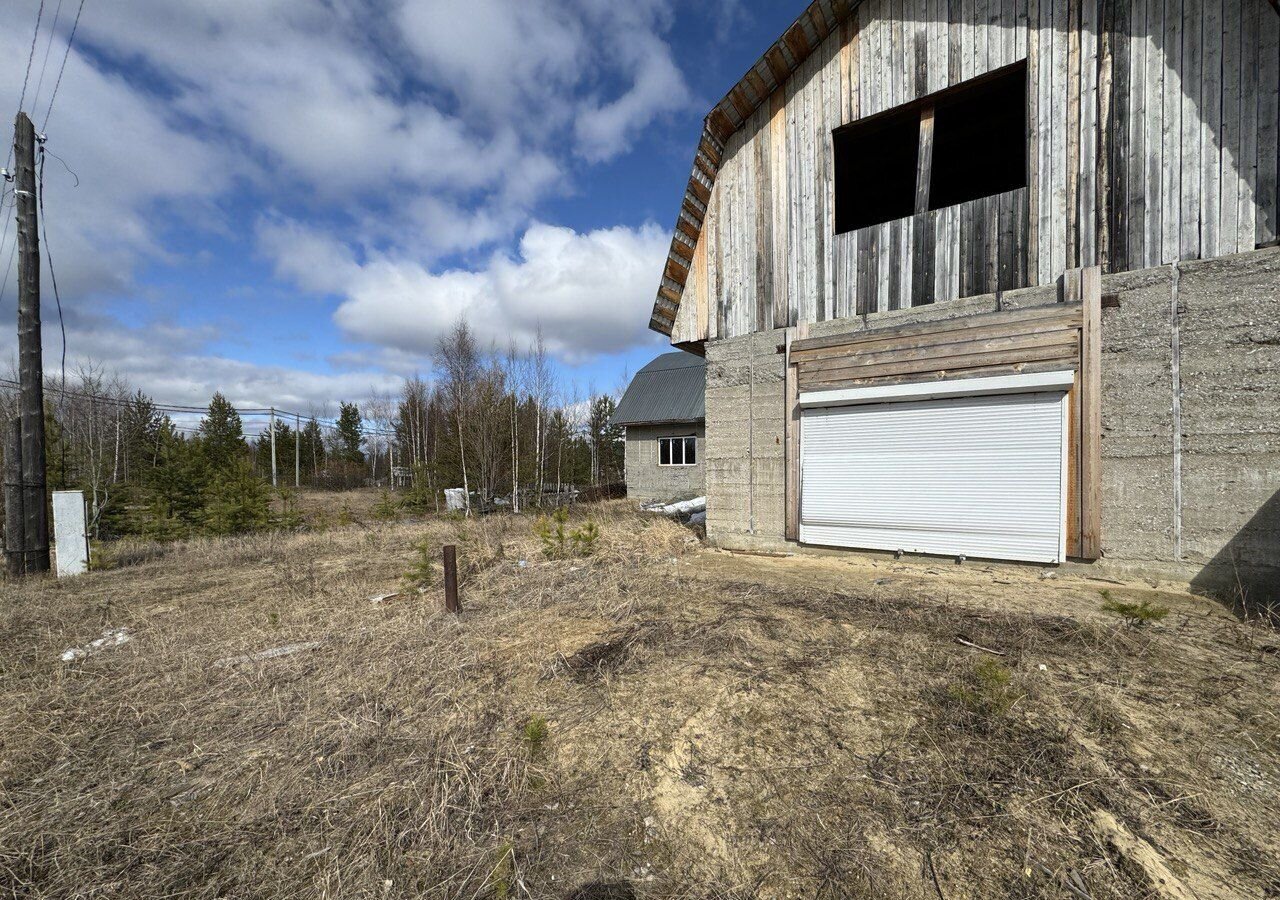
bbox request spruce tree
[337,402,364,464]
[200,392,246,472]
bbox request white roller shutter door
[800,391,1067,563]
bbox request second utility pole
[14,112,49,574]
[269,406,278,488]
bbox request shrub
[535,509,600,559]
[534,508,569,559]
[570,520,600,557]
[201,459,271,535]
[523,715,549,759]
[947,657,1021,721]
[336,501,355,526]
[275,488,305,529]
[403,540,436,590]
[1102,596,1169,627]
[372,490,400,521]
[399,464,439,514]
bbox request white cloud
[263,219,669,363]
[0,0,690,406]
[574,31,690,162]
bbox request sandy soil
[1,504,1276,899]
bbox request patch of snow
[61,627,132,663]
[213,641,322,668]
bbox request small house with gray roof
[610,351,706,503]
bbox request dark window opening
[658,436,697,467]
[834,107,919,233]
[928,64,1027,210]
[833,62,1028,235]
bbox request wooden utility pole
[14,113,49,574]
[294,413,300,488]
[269,406,278,488]
[3,417,23,576]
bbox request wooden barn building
[649,0,1280,607]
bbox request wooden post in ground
[442,544,460,613]
[4,417,24,576]
[294,413,300,488]
[14,112,49,574]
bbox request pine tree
[587,395,623,485]
[200,392,246,472]
[123,391,170,479]
[337,402,364,464]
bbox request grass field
[2,503,1277,899]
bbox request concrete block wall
[704,331,786,550]
[700,247,1280,609]
[622,423,705,504]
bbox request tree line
[0,320,624,540]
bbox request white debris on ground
[642,496,707,518]
[213,642,322,668]
[60,627,132,663]
[368,592,401,604]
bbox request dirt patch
[1,502,1277,898]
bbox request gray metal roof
[611,351,706,426]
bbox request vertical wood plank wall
[672,0,1280,344]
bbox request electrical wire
[41,0,88,132]
[0,379,400,436]
[16,0,46,120]
[37,147,67,395]
[28,0,65,118]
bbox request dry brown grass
[2,503,1278,899]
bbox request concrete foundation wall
[705,331,787,551]
[702,248,1280,609]
[623,424,705,503]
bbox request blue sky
[0,0,800,415]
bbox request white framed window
[658,436,697,467]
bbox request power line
[28,0,65,119]
[41,0,88,131]
[16,1,47,121]
[0,378,401,437]
[37,146,67,392]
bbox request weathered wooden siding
[669,0,1280,345]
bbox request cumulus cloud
[262,218,669,363]
[0,308,401,416]
[0,0,691,405]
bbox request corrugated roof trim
[649,0,856,337]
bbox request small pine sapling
[523,714,549,759]
[1101,594,1169,627]
[570,520,600,556]
[403,539,436,591]
[372,490,400,521]
[337,501,355,526]
[534,508,569,559]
